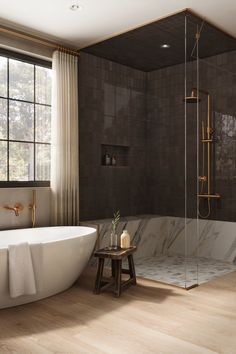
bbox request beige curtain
[51,50,79,225]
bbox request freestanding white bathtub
[0,226,97,309]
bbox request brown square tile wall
[79,52,148,220]
[147,63,186,217]
[79,50,236,222]
[147,50,236,221]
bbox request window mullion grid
[0,96,51,107]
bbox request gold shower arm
[192,87,209,96]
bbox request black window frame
[0,48,52,188]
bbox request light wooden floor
[1,268,236,354]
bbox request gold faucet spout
[14,208,20,217]
[4,203,24,216]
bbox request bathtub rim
[0,226,97,250]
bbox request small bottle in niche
[120,229,131,249]
[111,155,117,166]
[105,151,111,165]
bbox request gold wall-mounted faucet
[2,190,36,227]
[3,203,24,216]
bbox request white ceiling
[0,0,236,49]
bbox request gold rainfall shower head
[183,90,201,103]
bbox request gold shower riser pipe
[192,88,214,198]
[207,94,211,196]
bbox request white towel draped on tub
[30,243,43,292]
[8,242,40,298]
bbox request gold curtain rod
[0,24,80,56]
[56,45,80,57]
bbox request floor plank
[0,267,236,354]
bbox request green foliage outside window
[0,53,52,184]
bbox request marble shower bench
[80,214,236,263]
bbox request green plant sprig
[111,210,120,233]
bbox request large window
[0,49,52,187]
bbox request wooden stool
[94,246,137,297]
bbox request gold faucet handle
[29,203,36,209]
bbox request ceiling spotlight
[70,3,82,11]
[160,44,170,49]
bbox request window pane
[36,144,50,180]
[0,141,7,180]
[9,59,34,101]
[0,98,7,139]
[9,142,34,181]
[2,54,51,184]
[35,105,51,143]
[9,101,34,141]
[35,66,52,104]
[0,56,7,97]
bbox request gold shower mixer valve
[207,127,214,135]
[198,175,207,182]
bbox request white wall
[0,187,51,230]
[0,34,52,231]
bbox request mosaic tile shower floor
[134,255,236,288]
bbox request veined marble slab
[167,217,236,263]
[81,215,236,263]
[81,215,236,287]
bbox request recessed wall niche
[101,144,130,167]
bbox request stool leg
[128,255,136,285]
[94,258,104,294]
[111,259,116,278]
[114,260,122,297]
